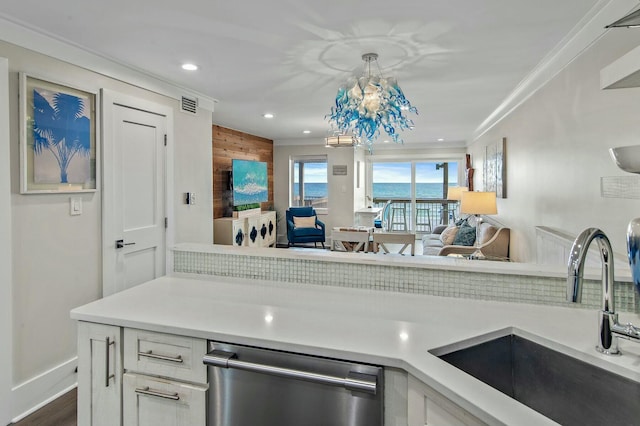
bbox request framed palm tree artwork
[20,73,98,193]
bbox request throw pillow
[293,215,316,228]
[439,226,459,245]
[452,224,476,246]
[455,217,469,227]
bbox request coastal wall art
[20,74,98,193]
[484,137,507,198]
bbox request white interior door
[103,91,169,296]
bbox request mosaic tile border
[173,249,639,313]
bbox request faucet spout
[567,228,619,354]
[567,228,615,309]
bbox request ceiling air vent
[181,96,197,114]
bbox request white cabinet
[213,217,246,246]
[122,329,207,426]
[261,211,277,246]
[246,215,262,247]
[123,373,206,426]
[78,324,207,426]
[407,374,485,426]
[123,329,207,384]
[385,369,485,426]
[214,211,276,247]
[77,322,123,426]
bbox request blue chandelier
[327,53,418,150]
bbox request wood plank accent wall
[212,125,274,219]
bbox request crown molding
[472,0,638,142]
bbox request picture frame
[483,137,507,198]
[20,73,99,194]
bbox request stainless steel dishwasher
[203,341,384,426]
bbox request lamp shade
[447,186,468,201]
[325,134,358,147]
[460,191,497,215]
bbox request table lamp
[447,186,468,221]
[460,191,497,259]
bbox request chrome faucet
[567,228,640,355]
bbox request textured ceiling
[0,0,603,146]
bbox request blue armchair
[286,207,326,248]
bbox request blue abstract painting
[232,159,268,206]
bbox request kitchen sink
[430,332,640,426]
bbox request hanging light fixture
[326,53,418,151]
[325,133,360,148]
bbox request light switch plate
[70,197,82,215]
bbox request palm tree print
[32,89,91,184]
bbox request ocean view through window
[291,156,328,208]
[371,161,460,232]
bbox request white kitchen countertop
[71,273,640,425]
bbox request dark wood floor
[12,389,76,426]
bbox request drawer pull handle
[105,336,115,387]
[138,350,183,363]
[135,386,180,401]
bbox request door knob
[116,239,136,249]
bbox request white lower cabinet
[123,373,206,426]
[408,374,485,426]
[79,322,482,426]
[77,322,123,426]
[78,323,207,426]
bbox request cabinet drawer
[124,329,206,384]
[123,373,207,426]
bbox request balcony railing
[291,196,458,233]
[292,195,328,209]
[372,198,459,233]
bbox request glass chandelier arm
[326,53,418,147]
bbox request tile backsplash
[173,248,639,313]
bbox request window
[290,156,328,209]
[370,159,461,232]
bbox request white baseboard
[11,356,78,423]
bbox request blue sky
[373,162,458,183]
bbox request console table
[372,231,415,256]
[214,211,276,247]
[331,227,373,252]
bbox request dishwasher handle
[203,350,378,395]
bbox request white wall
[1,39,212,419]
[469,30,640,263]
[173,110,213,244]
[0,56,13,425]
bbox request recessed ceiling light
[263,113,274,119]
[383,140,390,143]
[181,63,198,71]
[437,138,444,142]
[303,130,311,134]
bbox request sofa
[422,216,510,259]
